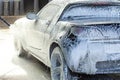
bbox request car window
[59,4,120,21]
[38,4,60,21]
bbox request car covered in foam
[10,0,120,79]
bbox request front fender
[51,21,80,72]
[59,30,91,74]
[50,21,87,73]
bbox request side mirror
[26,12,39,20]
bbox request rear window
[59,4,120,21]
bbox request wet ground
[0,28,51,80]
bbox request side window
[38,4,60,21]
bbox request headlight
[70,26,89,39]
[70,26,103,39]
[71,27,84,36]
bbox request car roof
[49,0,120,6]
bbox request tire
[14,38,26,57]
[51,47,74,80]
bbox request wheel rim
[51,54,62,80]
[51,48,70,80]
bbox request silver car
[10,0,120,80]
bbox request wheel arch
[49,42,75,76]
[49,41,69,68]
[49,42,60,59]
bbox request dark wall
[24,0,34,13]
[0,0,49,16]
[24,0,49,14]
[39,0,48,9]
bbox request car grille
[96,60,120,69]
[96,60,120,74]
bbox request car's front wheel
[51,47,76,80]
[14,38,26,57]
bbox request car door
[26,4,61,63]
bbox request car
[10,0,120,80]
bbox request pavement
[0,28,51,80]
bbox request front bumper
[63,39,120,74]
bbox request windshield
[59,4,120,21]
